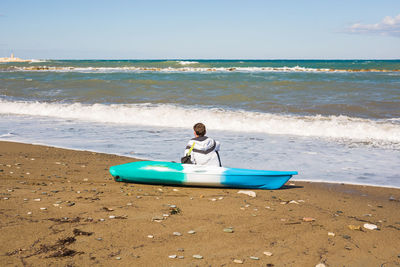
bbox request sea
[0,60,399,188]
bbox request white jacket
[184,136,221,166]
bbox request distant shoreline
[0,57,34,63]
[2,58,400,61]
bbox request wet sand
[1,141,399,266]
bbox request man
[183,123,221,166]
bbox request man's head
[193,122,206,137]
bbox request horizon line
[11,58,400,61]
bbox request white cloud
[348,13,400,37]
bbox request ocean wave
[176,61,199,65]
[3,65,400,73]
[0,100,399,148]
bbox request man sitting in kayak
[183,123,221,166]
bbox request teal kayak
[110,161,298,190]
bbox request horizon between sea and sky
[0,0,400,59]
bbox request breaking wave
[176,61,199,65]
[1,100,399,148]
[3,65,400,73]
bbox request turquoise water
[0,60,399,187]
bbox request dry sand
[0,141,399,266]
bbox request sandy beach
[0,141,399,266]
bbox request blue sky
[1,0,399,59]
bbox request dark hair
[193,123,206,137]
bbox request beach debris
[315,263,326,267]
[250,256,259,260]
[152,216,164,222]
[66,202,75,207]
[40,207,47,210]
[169,206,181,215]
[115,257,121,260]
[193,254,203,259]
[364,223,378,230]
[102,207,114,212]
[163,214,169,217]
[328,232,335,237]
[210,198,217,201]
[27,211,32,215]
[73,228,93,236]
[263,251,273,256]
[280,201,288,205]
[109,215,127,219]
[289,200,299,204]
[223,227,234,233]
[96,237,103,241]
[169,255,177,259]
[127,202,133,206]
[178,255,184,259]
[49,217,81,223]
[3,197,9,200]
[187,230,196,234]
[83,178,88,182]
[238,190,256,197]
[233,259,244,264]
[147,235,154,239]
[31,236,80,258]
[173,232,182,236]
[173,188,179,192]
[34,198,41,201]
[302,217,315,222]
[348,225,362,231]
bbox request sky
[0,0,400,59]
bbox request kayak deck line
[110,161,298,190]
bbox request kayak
[109,161,298,190]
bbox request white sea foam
[8,65,388,73]
[28,59,47,63]
[176,61,199,65]
[1,100,399,148]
